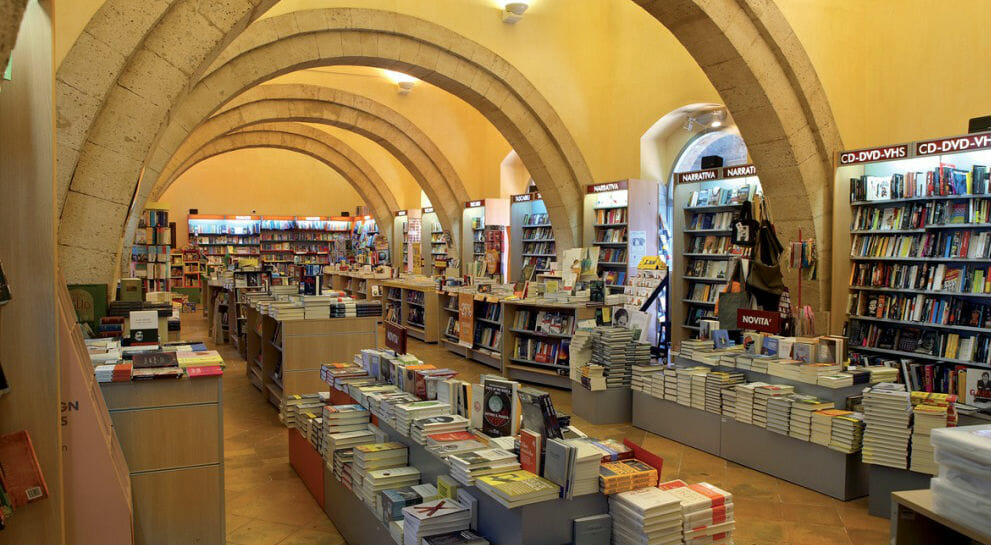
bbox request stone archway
[58,8,594,285]
[634,0,843,318]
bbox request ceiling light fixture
[383,69,417,95]
[502,2,529,24]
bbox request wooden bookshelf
[131,203,172,292]
[439,291,504,369]
[380,279,442,343]
[582,180,659,293]
[462,199,510,281]
[671,165,761,349]
[500,300,600,390]
[422,207,449,275]
[510,192,555,281]
[832,132,991,394]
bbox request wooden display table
[891,489,991,545]
[380,279,443,343]
[245,309,379,409]
[100,376,224,545]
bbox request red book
[426,431,476,443]
[519,429,541,475]
[0,430,49,507]
[186,365,223,378]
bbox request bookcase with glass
[671,166,761,348]
[462,199,510,281]
[510,192,555,282]
[131,204,172,292]
[832,131,991,405]
[582,180,659,294]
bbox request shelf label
[587,181,628,193]
[916,132,991,156]
[385,321,407,354]
[838,145,909,165]
[459,292,475,346]
[396,210,407,216]
[423,207,434,214]
[721,164,757,178]
[465,200,483,208]
[676,169,719,184]
[511,192,542,203]
[736,309,781,334]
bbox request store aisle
[183,310,888,545]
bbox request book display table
[572,382,633,425]
[100,377,224,545]
[868,465,933,517]
[632,391,869,500]
[891,489,991,545]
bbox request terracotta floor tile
[226,518,297,545]
[847,527,891,545]
[786,522,854,545]
[276,528,346,545]
[225,514,254,535]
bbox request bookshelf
[462,199,511,281]
[439,291,504,369]
[230,270,268,358]
[169,248,184,287]
[422,207,449,275]
[380,279,442,342]
[131,203,171,292]
[260,216,297,280]
[180,247,201,289]
[500,300,599,390]
[352,216,388,266]
[189,214,261,270]
[582,180,659,293]
[510,192,555,281]
[831,131,991,402]
[393,211,409,272]
[671,166,762,348]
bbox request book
[0,430,48,507]
[481,377,518,437]
[519,429,542,475]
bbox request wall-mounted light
[682,107,729,132]
[502,2,529,24]
[383,69,418,95]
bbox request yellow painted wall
[57,0,991,209]
[159,148,365,246]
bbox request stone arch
[634,0,843,316]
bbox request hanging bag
[716,260,751,330]
[731,200,759,247]
[746,200,786,310]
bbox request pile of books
[332,448,353,481]
[663,368,678,401]
[765,395,794,435]
[720,387,737,417]
[732,383,764,424]
[323,404,371,434]
[809,409,850,446]
[330,301,383,318]
[448,449,520,486]
[426,431,487,459]
[609,487,683,545]
[402,498,471,545]
[862,383,912,469]
[326,429,378,454]
[395,400,452,435]
[676,367,708,407]
[929,425,991,536]
[690,373,708,410]
[475,470,560,508]
[752,385,794,428]
[704,371,745,414]
[282,394,325,429]
[660,480,736,545]
[788,396,834,441]
[910,403,950,475]
[381,483,438,522]
[579,365,606,391]
[599,459,658,495]
[590,327,635,389]
[411,415,469,444]
[363,466,421,511]
[544,438,603,499]
[631,364,663,393]
[94,363,132,383]
[828,412,865,454]
[421,530,489,545]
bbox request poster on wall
[629,230,647,266]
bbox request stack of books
[631,364,663,393]
[675,368,704,406]
[411,415,470,444]
[818,373,854,388]
[354,443,408,477]
[421,530,489,545]
[599,459,658,495]
[402,498,471,545]
[475,470,560,508]
[332,448,353,481]
[660,480,736,545]
[395,401,452,435]
[330,301,383,318]
[323,404,371,434]
[733,383,768,425]
[363,466,421,511]
[690,373,708,411]
[425,431,487,459]
[94,363,132,383]
[766,396,794,436]
[569,441,605,498]
[910,404,948,474]
[663,368,678,401]
[720,387,737,418]
[862,383,912,468]
[448,449,520,486]
[810,409,852,446]
[579,365,606,391]
[326,429,377,454]
[868,366,900,383]
[704,371,745,414]
[381,483,439,522]
[789,396,834,441]
[609,487,683,545]
[828,412,865,454]
[752,385,795,428]
[590,327,635,389]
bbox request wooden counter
[100,377,224,545]
[891,489,991,545]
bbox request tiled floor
[185,311,890,545]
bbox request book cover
[481,378,516,437]
[519,429,542,475]
[0,430,48,507]
[185,365,222,378]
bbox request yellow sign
[637,256,666,270]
